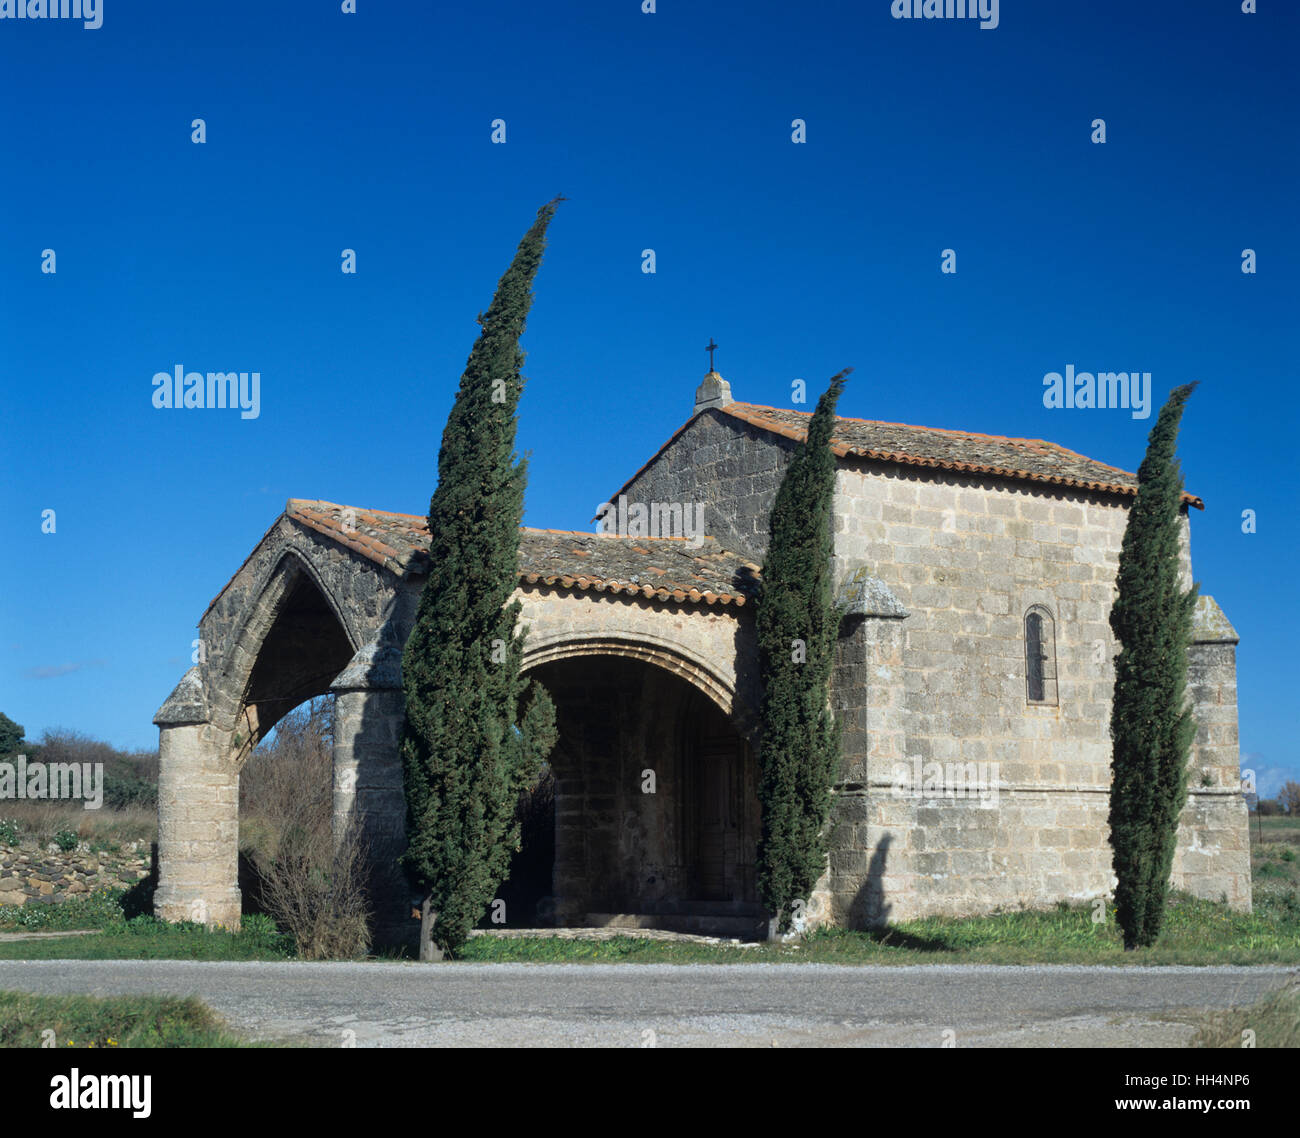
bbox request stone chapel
[153,368,1250,938]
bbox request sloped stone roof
[612,401,1205,510]
[1192,595,1239,643]
[153,665,208,726]
[286,500,759,607]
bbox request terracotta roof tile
[283,500,759,607]
[603,402,1204,511]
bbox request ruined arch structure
[153,500,761,932]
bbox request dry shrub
[256,821,373,960]
[238,700,333,855]
[28,729,159,809]
[239,697,372,958]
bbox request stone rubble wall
[0,841,151,909]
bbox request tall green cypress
[756,370,850,935]
[1108,382,1199,950]
[400,200,561,960]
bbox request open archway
[156,502,764,937]
[511,651,762,936]
[221,554,358,766]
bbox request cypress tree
[400,199,561,960]
[755,370,850,935]
[1108,382,1200,950]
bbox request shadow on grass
[858,926,953,952]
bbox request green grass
[0,888,129,932]
[5,889,1298,966]
[2,817,1296,965]
[0,919,294,962]
[0,890,294,961]
[447,889,1300,965]
[0,991,259,1048]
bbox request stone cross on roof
[694,340,733,414]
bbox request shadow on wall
[849,833,949,952]
[121,842,158,920]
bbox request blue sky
[0,1,1295,793]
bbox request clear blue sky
[1,1,1295,793]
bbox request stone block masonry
[618,401,1249,925]
[151,387,1250,935]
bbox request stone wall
[618,409,795,561]
[0,841,152,909]
[822,461,1248,921]
[1174,599,1250,905]
[621,408,1249,923]
[157,440,1249,935]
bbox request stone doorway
[522,653,762,936]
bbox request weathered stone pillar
[153,667,241,928]
[1172,596,1252,911]
[330,638,409,940]
[826,570,909,929]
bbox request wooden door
[696,736,733,900]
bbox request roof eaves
[719,403,1205,510]
[518,571,748,607]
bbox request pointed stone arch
[215,549,360,767]
[154,501,762,936]
[154,517,407,931]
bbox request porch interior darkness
[513,655,761,930]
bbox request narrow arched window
[1025,605,1058,705]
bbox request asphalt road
[0,960,1291,1047]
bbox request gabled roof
[284,499,758,607]
[607,402,1205,510]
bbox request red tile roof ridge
[726,402,1060,450]
[598,403,1202,511]
[288,498,430,525]
[286,506,720,543]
